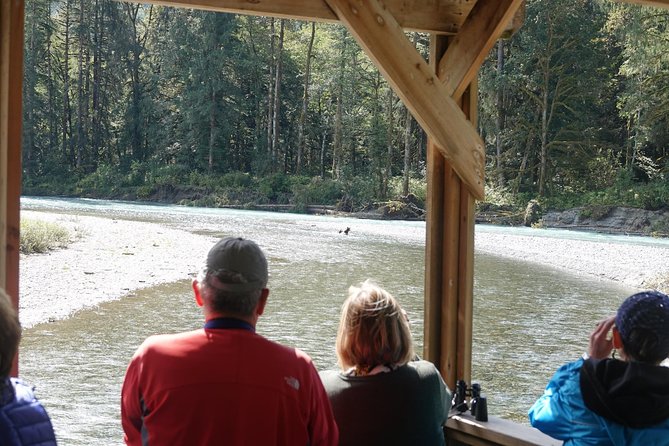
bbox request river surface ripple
[19,197,642,445]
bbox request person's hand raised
[588,316,615,360]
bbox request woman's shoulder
[405,359,441,375]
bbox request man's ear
[192,280,204,307]
[256,289,270,316]
[612,326,624,349]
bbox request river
[18,197,639,445]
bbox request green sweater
[319,360,451,446]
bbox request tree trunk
[539,65,549,197]
[384,86,393,198]
[62,0,73,165]
[401,33,418,196]
[266,18,275,161]
[332,89,343,180]
[402,104,412,196]
[125,4,148,163]
[296,22,315,175]
[320,130,327,179]
[495,40,506,188]
[332,33,346,180]
[208,86,216,172]
[91,0,102,165]
[514,133,534,194]
[46,1,57,158]
[271,19,285,171]
[76,0,86,168]
[350,52,358,177]
[23,0,39,179]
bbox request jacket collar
[580,358,669,428]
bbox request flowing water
[18,197,642,445]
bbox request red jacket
[122,328,338,446]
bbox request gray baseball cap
[205,237,268,292]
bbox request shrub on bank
[20,219,71,254]
[546,173,669,211]
[388,177,427,203]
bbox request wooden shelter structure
[2,0,669,444]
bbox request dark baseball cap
[205,237,268,292]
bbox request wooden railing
[445,413,561,446]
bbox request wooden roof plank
[439,0,524,100]
[324,0,485,199]
[120,0,523,35]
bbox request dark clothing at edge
[529,358,669,445]
[0,377,57,446]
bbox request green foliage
[480,184,518,208]
[76,164,126,196]
[291,177,344,209]
[340,176,378,209]
[23,174,78,196]
[18,0,669,216]
[388,176,426,203]
[20,219,71,254]
[544,170,669,211]
[146,164,192,187]
[257,173,293,203]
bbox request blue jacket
[529,358,669,446]
[0,378,57,446]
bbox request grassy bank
[20,218,71,254]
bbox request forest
[21,0,669,214]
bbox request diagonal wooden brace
[439,0,524,101]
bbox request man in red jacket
[121,237,338,446]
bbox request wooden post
[456,79,477,384]
[423,36,448,368]
[424,35,476,389]
[0,0,24,377]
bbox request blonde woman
[319,281,451,446]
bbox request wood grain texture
[117,0,522,35]
[439,0,524,101]
[0,0,25,377]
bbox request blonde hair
[336,281,414,370]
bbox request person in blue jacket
[0,289,57,446]
[529,290,669,445]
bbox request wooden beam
[324,0,485,199]
[446,414,562,446]
[423,36,449,365]
[0,0,24,377]
[425,35,477,390]
[122,0,525,35]
[456,81,477,384]
[440,162,461,385]
[439,0,524,101]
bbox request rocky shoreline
[18,209,669,328]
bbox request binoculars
[452,380,488,422]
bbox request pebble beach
[18,210,669,328]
